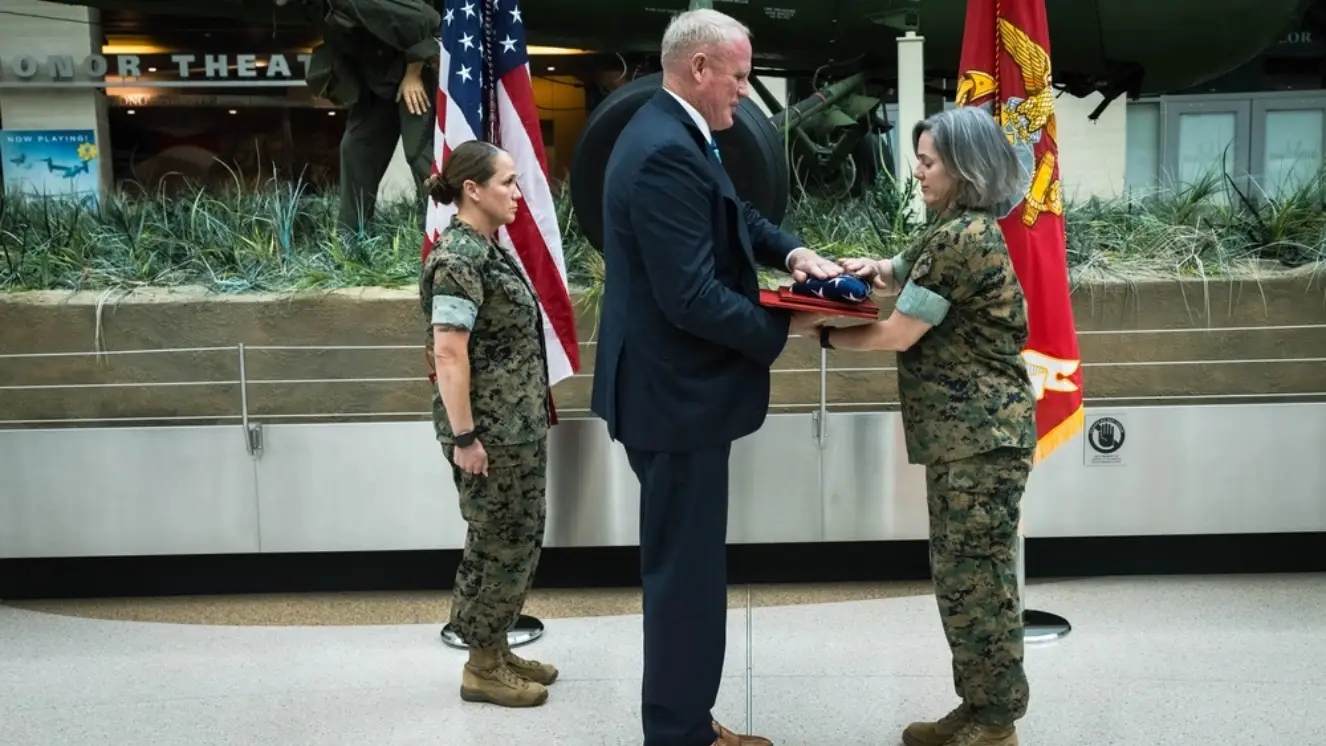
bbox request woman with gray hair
[818,106,1036,746]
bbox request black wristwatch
[819,325,834,350]
[454,429,478,447]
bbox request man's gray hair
[659,9,751,68]
[911,107,1029,216]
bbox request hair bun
[423,173,458,205]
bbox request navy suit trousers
[625,443,733,746]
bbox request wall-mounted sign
[0,129,100,206]
[1271,29,1326,58]
[0,53,313,87]
[1084,412,1127,467]
[1280,31,1316,44]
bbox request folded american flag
[789,275,872,304]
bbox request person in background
[591,8,839,746]
[821,106,1036,746]
[419,139,558,710]
[291,0,441,233]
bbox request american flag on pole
[422,0,581,393]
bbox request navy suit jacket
[589,89,804,453]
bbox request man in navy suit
[590,9,841,745]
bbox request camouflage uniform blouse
[888,209,1037,466]
[420,216,552,447]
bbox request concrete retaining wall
[2,270,1324,427]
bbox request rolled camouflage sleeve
[890,252,914,283]
[895,225,975,327]
[890,238,928,287]
[430,254,484,331]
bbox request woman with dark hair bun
[419,139,557,709]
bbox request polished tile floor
[3,573,1323,745]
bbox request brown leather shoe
[712,719,773,746]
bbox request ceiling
[99,8,322,52]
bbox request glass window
[1260,109,1323,198]
[1176,111,1238,188]
[1125,102,1161,193]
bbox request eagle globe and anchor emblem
[953,19,1064,228]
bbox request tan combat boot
[501,643,559,686]
[937,722,1017,746]
[902,703,972,746]
[459,647,548,707]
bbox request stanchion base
[441,614,545,650]
[1022,609,1071,644]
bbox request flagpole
[1018,504,1070,644]
[438,0,555,652]
[946,0,1077,646]
[442,615,546,650]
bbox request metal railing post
[238,343,262,457]
[814,347,829,448]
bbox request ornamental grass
[2,161,1323,305]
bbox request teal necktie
[709,139,722,163]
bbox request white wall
[884,91,1129,204]
[0,1,113,199]
[750,76,789,118]
[1055,92,1128,200]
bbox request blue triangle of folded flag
[789,275,870,304]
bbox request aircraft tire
[569,72,791,253]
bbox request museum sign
[0,53,312,86]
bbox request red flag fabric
[954,0,1084,462]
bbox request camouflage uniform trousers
[924,446,1034,728]
[444,438,548,650]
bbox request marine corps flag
[955,0,1084,462]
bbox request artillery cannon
[34,0,1320,248]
